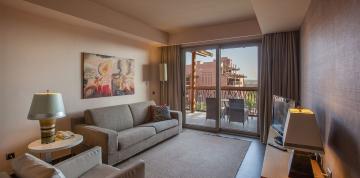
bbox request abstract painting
[82,52,135,99]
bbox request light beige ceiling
[251,0,311,34]
[89,0,255,33]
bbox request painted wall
[300,0,360,177]
[0,5,160,172]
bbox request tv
[271,95,296,145]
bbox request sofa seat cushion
[138,119,178,133]
[117,127,156,150]
[79,164,119,178]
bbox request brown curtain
[259,31,300,143]
[160,45,183,110]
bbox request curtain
[160,45,183,110]
[259,31,300,143]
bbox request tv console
[261,127,324,178]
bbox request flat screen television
[271,95,296,137]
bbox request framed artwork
[82,52,135,99]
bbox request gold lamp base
[39,119,56,144]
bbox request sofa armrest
[55,146,102,178]
[170,110,182,133]
[107,160,145,178]
[74,124,118,162]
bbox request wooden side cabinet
[261,127,324,178]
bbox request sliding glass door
[182,42,260,136]
[183,46,219,131]
[219,44,259,135]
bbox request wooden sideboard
[261,127,324,178]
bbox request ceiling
[3,0,311,44]
[89,0,256,33]
[251,0,311,34]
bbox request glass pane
[184,48,217,129]
[219,46,258,133]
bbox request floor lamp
[159,63,167,105]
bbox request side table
[28,134,83,163]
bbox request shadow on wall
[328,117,360,178]
[56,111,84,131]
[142,65,149,81]
[313,104,326,139]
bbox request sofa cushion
[79,164,119,178]
[11,153,65,178]
[117,127,156,150]
[128,100,156,126]
[150,105,171,121]
[138,119,178,133]
[85,105,133,132]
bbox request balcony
[185,86,258,133]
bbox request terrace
[185,86,258,134]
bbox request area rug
[116,130,251,178]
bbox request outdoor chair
[228,98,248,126]
[206,98,217,120]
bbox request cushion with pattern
[150,105,171,121]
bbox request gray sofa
[74,100,182,165]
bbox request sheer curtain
[259,31,300,142]
[159,45,183,110]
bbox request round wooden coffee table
[28,134,83,163]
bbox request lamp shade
[27,92,66,120]
[283,108,324,153]
[159,63,167,82]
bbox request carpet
[116,130,251,178]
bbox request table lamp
[283,108,324,178]
[27,91,66,144]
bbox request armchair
[4,146,144,178]
[55,146,145,178]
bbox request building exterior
[185,57,247,87]
[244,79,258,87]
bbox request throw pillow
[150,105,171,121]
[11,153,65,178]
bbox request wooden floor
[235,137,265,178]
[188,129,266,178]
[186,111,258,133]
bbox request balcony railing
[185,86,258,116]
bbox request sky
[185,46,258,80]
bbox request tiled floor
[185,111,258,133]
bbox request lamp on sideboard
[283,108,324,178]
[27,90,66,144]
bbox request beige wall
[0,5,160,172]
[300,0,360,178]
